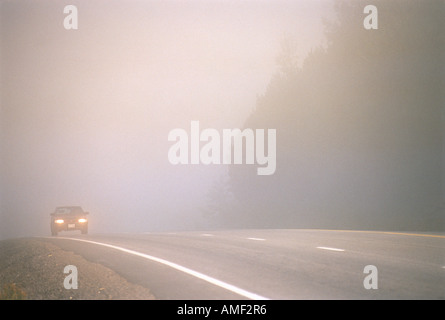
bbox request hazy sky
[0,0,333,238]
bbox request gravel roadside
[0,238,156,300]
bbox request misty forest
[204,0,444,231]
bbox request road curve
[40,229,445,299]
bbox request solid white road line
[50,237,269,300]
[316,246,345,252]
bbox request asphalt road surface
[40,229,445,299]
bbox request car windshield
[55,206,84,215]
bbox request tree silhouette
[225,0,444,231]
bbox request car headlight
[55,219,64,224]
[78,218,87,223]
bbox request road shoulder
[0,238,156,300]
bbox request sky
[0,0,334,238]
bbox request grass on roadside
[0,283,27,300]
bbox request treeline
[204,0,444,231]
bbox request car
[50,206,89,236]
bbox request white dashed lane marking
[247,237,266,241]
[316,246,345,252]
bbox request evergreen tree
[226,0,444,231]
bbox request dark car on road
[50,206,89,236]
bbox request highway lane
[40,229,445,299]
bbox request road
[40,229,445,299]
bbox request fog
[1,0,443,239]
